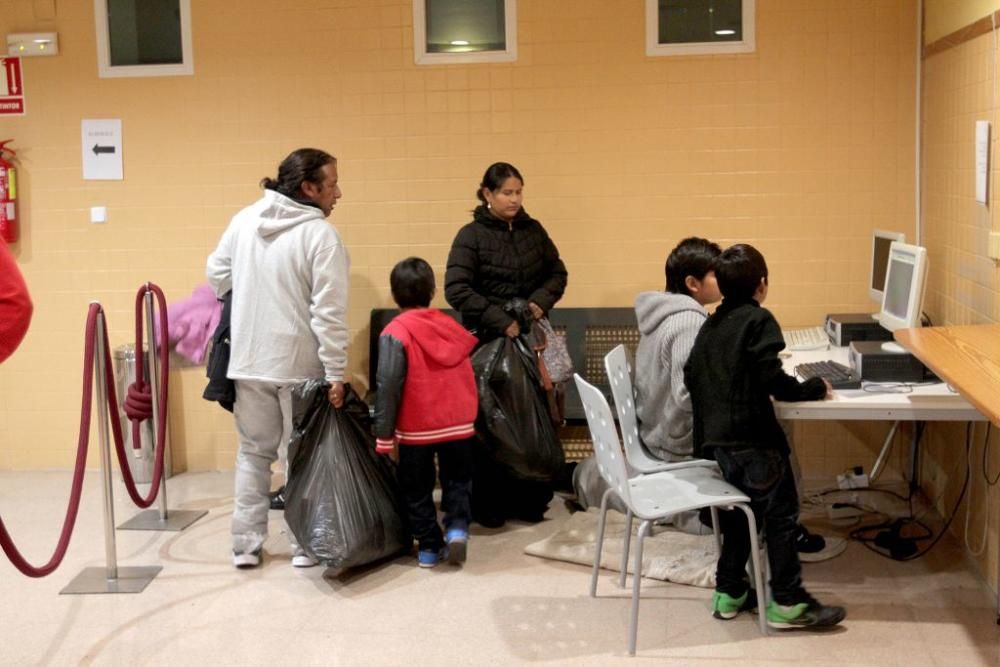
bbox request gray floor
[0,470,997,666]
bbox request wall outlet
[989,230,1000,260]
[90,206,107,224]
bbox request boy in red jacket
[374,257,478,567]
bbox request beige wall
[0,1,917,476]
[920,17,1000,599]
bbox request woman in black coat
[445,162,568,527]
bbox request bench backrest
[368,307,639,421]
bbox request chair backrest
[573,373,632,507]
[604,344,664,472]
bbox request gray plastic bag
[284,380,410,569]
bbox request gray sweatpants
[231,379,297,554]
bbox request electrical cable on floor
[983,423,999,486]
[851,422,972,561]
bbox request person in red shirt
[0,243,32,363]
[374,257,478,568]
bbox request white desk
[774,345,984,423]
[773,342,994,621]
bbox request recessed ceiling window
[413,0,517,65]
[646,0,755,56]
[94,0,194,78]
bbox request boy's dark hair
[390,257,435,308]
[715,244,769,302]
[665,237,722,295]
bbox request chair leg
[591,489,613,598]
[738,504,768,636]
[628,520,652,656]
[619,509,634,588]
[710,506,721,552]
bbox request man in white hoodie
[207,148,349,568]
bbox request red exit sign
[0,57,25,116]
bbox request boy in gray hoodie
[634,237,721,461]
[571,238,719,526]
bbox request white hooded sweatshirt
[206,189,350,383]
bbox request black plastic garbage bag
[472,333,565,483]
[284,380,410,569]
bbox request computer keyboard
[795,360,862,390]
[783,326,830,351]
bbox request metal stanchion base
[60,565,162,595]
[118,509,206,531]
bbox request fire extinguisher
[0,140,17,244]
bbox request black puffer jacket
[445,205,568,340]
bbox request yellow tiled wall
[920,24,1000,599]
[0,1,917,474]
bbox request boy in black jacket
[684,244,845,630]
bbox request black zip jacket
[203,291,235,412]
[683,299,826,457]
[444,205,567,340]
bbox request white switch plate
[90,206,107,224]
[989,230,1000,260]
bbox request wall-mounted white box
[90,207,107,224]
[989,231,1000,260]
[6,32,59,57]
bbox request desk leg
[908,422,923,494]
[870,421,900,482]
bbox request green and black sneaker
[712,588,758,620]
[766,595,846,629]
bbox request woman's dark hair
[715,244,769,302]
[390,257,436,309]
[476,162,524,204]
[261,148,335,198]
[665,237,722,295]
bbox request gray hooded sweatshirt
[633,291,708,461]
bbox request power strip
[827,500,864,521]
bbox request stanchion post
[61,307,162,595]
[117,284,206,532]
[144,287,169,521]
[96,312,119,579]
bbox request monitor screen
[870,230,905,304]
[878,242,928,333]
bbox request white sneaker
[233,549,261,569]
[292,553,318,568]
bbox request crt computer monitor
[870,230,906,304]
[878,242,928,351]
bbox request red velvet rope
[109,283,170,508]
[0,284,171,576]
[0,304,100,577]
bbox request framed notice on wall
[81,119,123,180]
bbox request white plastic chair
[574,373,767,655]
[604,344,723,582]
[604,344,717,475]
